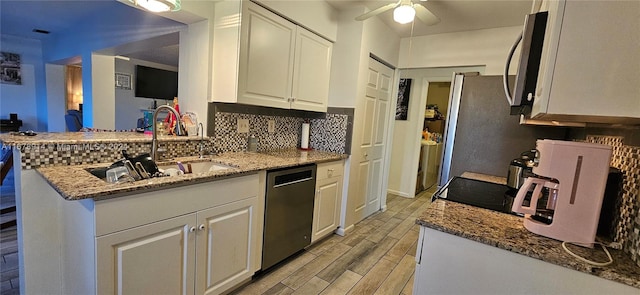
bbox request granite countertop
[36,149,347,201]
[0,131,200,145]
[416,186,640,289]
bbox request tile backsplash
[14,139,211,170]
[210,103,353,154]
[586,135,640,267]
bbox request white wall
[399,26,523,75]
[328,7,365,108]
[0,35,44,131]
[179,20,212,136]
[90,54,116,129]
[45,64,66,132]
[387,66,485,198]
[328,7,400,108]
[114,58,178,131]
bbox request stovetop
[433,176,519,215]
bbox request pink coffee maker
[511,139,612,247]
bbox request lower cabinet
[196,197,258,295]
[413,226,638,294]
[91,174,263,295]
[311,160,344,243]
[96,214,196,295]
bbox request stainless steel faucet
[198,123,206,158]
[152,105,185,161]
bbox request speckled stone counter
[0,131,196,144]
[416,199,640,289]
[36,149,346,201]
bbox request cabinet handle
[198,224,206,231]
[316,189,320,194]
[189,226,196,233]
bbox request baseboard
[387,189,412,198]
[336,224,354,236]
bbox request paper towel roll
[301,123,310,149]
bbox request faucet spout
[151,105,184,162]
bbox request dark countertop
[416,174,640,289]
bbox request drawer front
[317,160,344,180]
[95,173,260,236]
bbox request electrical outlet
[267,120,275,133]
[237,119,249,133]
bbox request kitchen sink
[86,161,237,183]
[157,161,236,174]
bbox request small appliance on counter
[506,150,536,190]
[504,149,536,213]
[511,140,612,247]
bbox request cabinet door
[311,177,342,243]
[195,197,260,295]
[291,27,332,112]
[238,2,296,109]
[96,214,196,295]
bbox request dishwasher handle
[270,166,315,188]
[274,176,314,188]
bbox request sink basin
[158,161,236,174]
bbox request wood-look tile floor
[233,187,436,295]
[1,168,19,295]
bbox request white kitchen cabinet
[311,160,344,243]
[196,197,260,295]
[96,214,196,295]
[96,195,261,295]
[52,173,264,295]
[214,1,332,113]
[527,0,640,124]
[413,226,638,294]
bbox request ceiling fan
[355,0,440,25]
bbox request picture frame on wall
[115,72,132,90]
[395,78,412,120]
[0,52,22,85]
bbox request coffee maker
[511,139,612,247]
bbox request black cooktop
[433,176,519,215]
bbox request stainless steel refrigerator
[439,73,567,186]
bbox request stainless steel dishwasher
[262,164,316,270]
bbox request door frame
[385,66,486,198]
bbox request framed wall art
[115,72,132,90]
[0,52,22,85]
[395,78,412,120]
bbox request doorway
[386,66,486,198]
[417,81,450,193]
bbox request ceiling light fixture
[393,4,415,24]
[130,0,181,13]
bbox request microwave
[505,11,548,116]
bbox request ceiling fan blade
[414,3,441,25]
[355,2,398,21]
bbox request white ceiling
[0,0,532,66]
[329,0,533,38]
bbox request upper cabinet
[212,1,333,113]
[527,0,640,124]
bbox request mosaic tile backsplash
[586,135,640,267]
[12,139,212,170]
[212,111,351,154]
